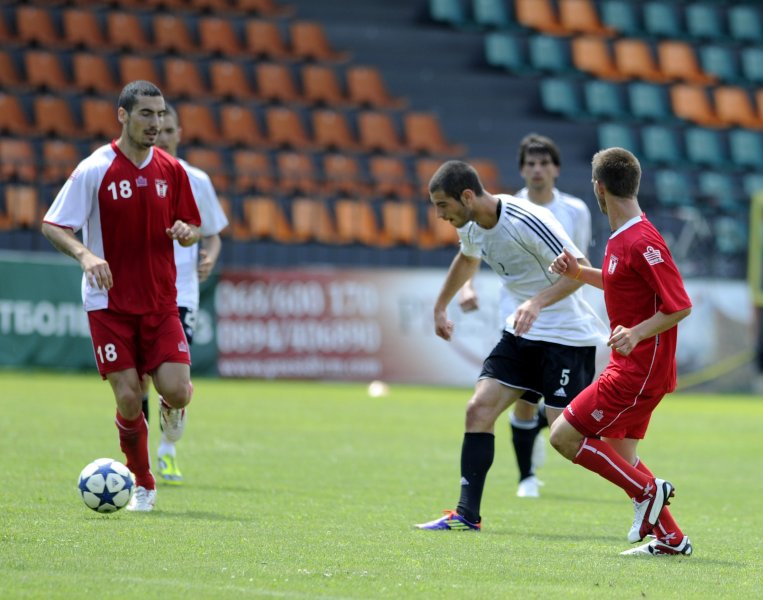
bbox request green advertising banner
[0,251,218,375]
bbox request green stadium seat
[685,127,727,169]
[429,0,467,27]
[473,0,512,29]
[685,4,726,41]
[697,171,737,210]
[654,169,692,207]
[539,78,583,118]
[600,0,640,36]
[729,129,763,170]
[528,35,571,73]
[698,45,739,84]
[484,33,527,72]
[641,124,681,164]
[642,3,682,38]
[583,80,626,119]
[597,122,639,153]
[728,6,763,43]
[743,174,763,198]
[740,47,763,85]
[627,82,671,121]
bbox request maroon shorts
[87,309,191,379]
[563,371,664,440]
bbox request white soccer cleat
[621,536,693,556]
[516,475,543,498]
[159,399,187,443]
[125,486,157,512]
[628,478,674,543]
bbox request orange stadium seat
[571,35,626,80]
[81,97,120,139]
[209,61,257,101]
[404,112,467,156]
[33,95,79,138]
[312,109,359,152]
[333,198,383,246]
[198,16,246,57]
[119,56,163,89]
[3,185,40,229]
[0,138,36,183]
[163,58,207,99]
[275,151,321,195]
[290,197,336,244]
[470,158,502,192]
[107,13,152,53]
[558,0,616,36]
[255,63,303,104]
[323,154,369,197]
[245,20,294,61]
[24,50,70,92]
[16,6,61,48]
[380,200,419,245]
[236,0,295,17]
[72,53,120,95]
[301,65,347,107]
[346,66,406,109]
[153,15,197,55]
[265,107,313,150]
[515,0,568,35]
[714,86,763,129]
[41,140,81,184]
[176,103,221,145]
[62,8,109,50]
[670,84,725,128]
[184,147,229,191]
[0,51,22,89]
[657,41,716,85]
[232,149,276,193]
[220,104,268,147]
[0,11,12,46]
[368,156,415,199]
[289,21,351,62]
[614,39,670,82]
[241,196,292,242]
[357,111,406,154]
[414,157,442,197]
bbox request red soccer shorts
[87,309,191,379]
[563,370,665,440]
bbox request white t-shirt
[458,194,603,347]
[174,158,229,311]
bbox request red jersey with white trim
[601,214,692,396]
[43,141,201,315]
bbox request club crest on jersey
[178,341,188,353]
[155,179,168,198]
[608,254,619,274]
[643,245,664,266]
[136,176,148,188]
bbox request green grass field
[0,370,760,599]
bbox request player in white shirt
[416,160,602,531]
[459,134,599,499]
[140,103,229,485]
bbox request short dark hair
[429,160,484,200]
[518,133,561,168]
[118,80,163,113]
[592,147,641,198]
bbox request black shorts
[178,306,196,346]
[479,332,596,410]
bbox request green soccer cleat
[157,454,184,486]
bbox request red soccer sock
[633,458,684,544]
[573,437,652,498]
[115,411,155,490]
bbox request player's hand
[458,284,479,313]
[197,249,214,282]
[513,298,540,337]
[549,247,579,278]
[166,220,197,245]
[607,325,639,356]
[434,308,455,341]
[81,253,113,290]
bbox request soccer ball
[77,458,134,513]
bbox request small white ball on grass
[367,380,389,397]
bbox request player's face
[520,152,559,192]
[157,113,181,157]
[430,190,471,228]
[122,95,166,150]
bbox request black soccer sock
[141,394,149,423]
[456,432,494,524]
[511,418,537,482]
[537,407,548,431]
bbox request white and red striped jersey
[44,141,201,315]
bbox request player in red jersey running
[549,147,693,556]
[41,80,201,512]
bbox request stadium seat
[599,0,640,36]
[380,200,419,245]
[209,61,257,101]
[697,171,736,209]
[244,20,294,61]
[0,51,22,89]
[176,103,221,145]
[473,0,513,29]
[699,45,739,84]
[368,156,415,199]
[597,123,639,153]
[2,184,39,229]
[0,10,12,47]
[312,109,359,152]
[515,0,567,35]
[484,33,527,73]
[119,56,162,89]
[72,53,120,95]
[184,147,229,191]
[290,197,336,244]
[255,63,303,105]
[33,95,78,138]
[153,15,197,55]
[0,91,32,135]
[0,138,36,183]
[685,3,725,41]
[756,90,763,122]
[235,0,295,17]
[107,13,152,53]
[357,111,406,154]
[265,107,313,150]
[301,65,348,106]
[627,81,671,121]
[728,5,763,44]
[642,2,682,38]
[470,158,502,192]
[729,130,763,170]
[323,154,369,197]
[403,112,467,156]
[740,47,763,85]
[289,21,351,63]
[346,66,407,109]
[657,42,716,85]
[669,84,724,128]
[220,104,268,147]
[558,0,616,36]
[613,39,669,82]
[62,8,109,50]
[583,79,626,119]
[24,50,70,91]
[333,198,383,246]
[528,35,572,74]
[653,169,692,207]
[743,174,763,198]
[81,97,120,139]
[539,78,584,119]
[276,151,321,195]
[16,6,61,48]
[684,127,727,168]
[571,35,625,80]
[163,58,207,99]
[641,125,682,165]
[713,86,763,130]
[198,16,246,56]
[231,149,275,193]
[241,195,292,242]
[41,140,81,184]
[429,0,468,27]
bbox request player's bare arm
[608,307,692,356]
[549,247,604,289]
[434,253,481,341]
[41,222,113,289]
[198,234,222,282]
[166,221,200,247]
[458,278,479,313]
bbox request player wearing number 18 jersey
[42,81,201,513]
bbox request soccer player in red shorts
[41,80,201,512]
[548,147,693,556]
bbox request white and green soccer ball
[77,458,134,513]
